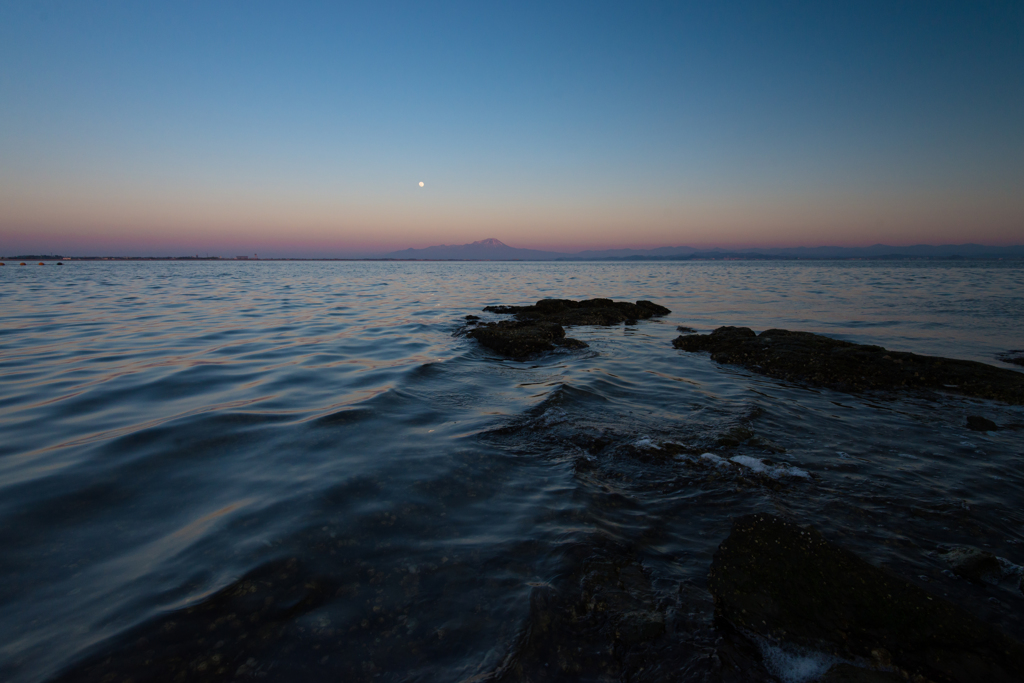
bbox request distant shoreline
[5,255,1023,262]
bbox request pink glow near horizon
[3,185,1022,256]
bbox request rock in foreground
[709,513,1024,683]
[466,319,588,357]
[468,298,670,358]
[674,326,1024,404]
[496,547,667,682]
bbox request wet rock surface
[50,558,339,683]
[467,298,670,358]
[674,326,1024,404]
[494,544,671,682]
[967,415,1000,431]
[709,513,1024,683]
[998,350,1024,367]
[467,319,589,357]
[943,546,1003,584]
[484,298,671,327]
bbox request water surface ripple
[1,261,1023,682]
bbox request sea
[1,259,1023,682]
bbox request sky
[1,1,1022,257]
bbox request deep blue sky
[2,1,1022,256]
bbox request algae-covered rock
[674,327,1024,404]
[708,513,1024,683]
[467,319,587,357]
[467,298,670,358]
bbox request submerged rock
[674,326,1024,404]
[51,558,339,682]
[468,298,670,358]
[708,513,1024,683]
[496,547,667,682]
[943,546,1004,584]
[998,350,1024,367]
[967,415,1000,431]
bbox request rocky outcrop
[466,319,588,357]
[467,298,670,358]
[674,326,1024,404]
[483,298,670,326]
[709,513,1024,683]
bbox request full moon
[418,181,424,187]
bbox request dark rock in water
[674,326,1024,404]
[708,513,1024,683]
[483,298,670,327]
[943,546,1003,584]
[468,298,670,358]
[496,547,666,682]
[967,415,1000,431]
[467,319,588,357]
[465,314,480,321]
[998,350,1024,367]
[51,558,339,683]
[818,663,904,682]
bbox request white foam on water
[730,454,769,473]
[897,453,918,459]
[699,452,729,467]
[780,466,810,479]
[730,455,810,479]
[836,451,851,459]
[998,557,1024,578]
[634,437,660,450]
[757,640,837,683]
[535,408,568,427]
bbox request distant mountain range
[384,238,1024,261]
[384,238,561,261]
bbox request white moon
[418,181,424,187]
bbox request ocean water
[1,260,1023,682]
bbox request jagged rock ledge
[466,298,670,358]
[710,513,1024,682]
[674,326,1024,404]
